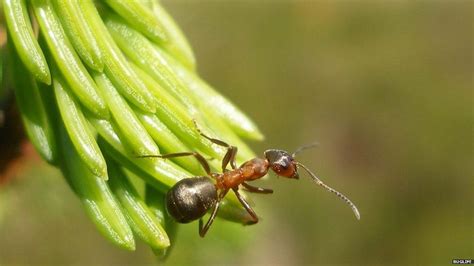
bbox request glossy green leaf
[78,0,157,114]
[53,0,104,71]
[53,69,107,179]
[197,107,256,162]
[108,161,170,250]
[59,125,135,251]
[134,109,204,174]
[105,12,263,141]
[9,44,57,163]
[4,0,265,250]
[150,1,196,70]
[3,0,51,84]
[89,117,188,190]
[104,14,194,111]
[167,53,265,141]
[30,0,108,118]
[130,64,223,159]
[104,0,167,43]
[94,72,159,156]
[145,184,177,260]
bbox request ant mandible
[141,125,360,237]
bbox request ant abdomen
[166,177,217,223]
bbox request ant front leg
[193,120,238,171]
[232,188,259,224]
[220,146,238,172]
[242,182,274,194]
[139,152,211,176]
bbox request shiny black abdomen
[166,177,217,223]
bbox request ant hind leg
[232,188,259,224]
[199,201,221,237]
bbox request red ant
[141,126,360,237]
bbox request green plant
[2,0,263,257]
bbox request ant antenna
[292,142,319,158]
[296,162,360,220]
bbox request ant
[141,126,360,237]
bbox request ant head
[266,143,361,220]
[264,149,299,179]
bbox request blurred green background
[0,1,472,265]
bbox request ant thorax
[239,158,269,181]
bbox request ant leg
[242,182,274,194]
[193,120,238,171]
[199,201,221,237]
[198,189,228,237]
[139,152,211,176]
[232,188,259,224]
[221,146,238,171]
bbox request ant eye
[277,159,289,170]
